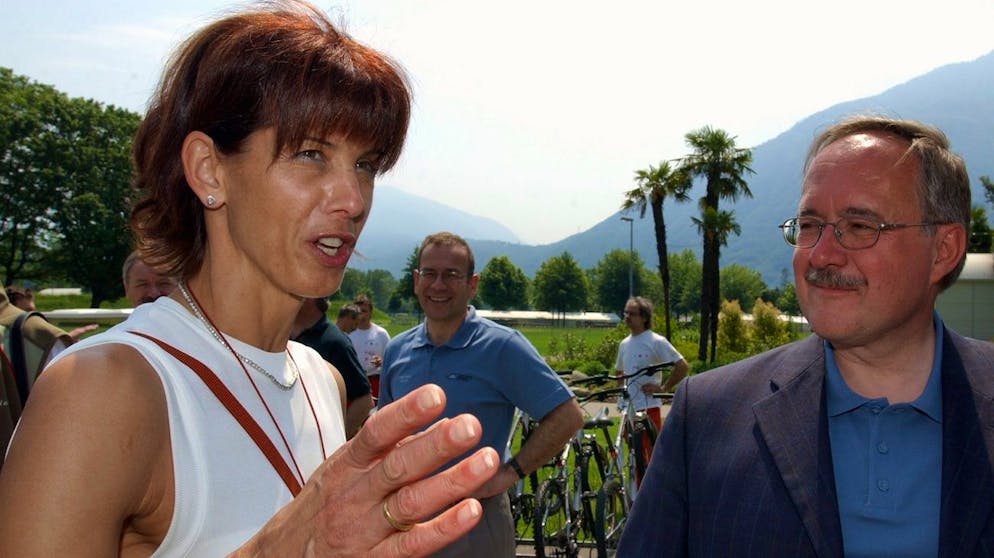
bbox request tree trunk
[709,258,720,363]
[698,233,715,362]
[650,200,672,339]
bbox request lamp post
[620,216,634,298]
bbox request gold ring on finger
[383,498,415,532]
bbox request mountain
[351,50,994,283]
[351,185,520,272]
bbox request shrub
[752,298,788,351]
[717,300,749,353]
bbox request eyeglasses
[417,268,468,284]
[779,216,941,250]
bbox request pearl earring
[205,195,217,207]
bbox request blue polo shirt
[826,316,944,557]
[379,307,574,468]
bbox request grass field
[516,326,616,356]
[32,293,703,366]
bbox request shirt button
[871,406,882,415]
[877,442,889,454]
[877,479,890,492]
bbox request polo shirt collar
[411,306,477,349]
[825,312,944,423]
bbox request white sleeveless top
[53,297,346,556]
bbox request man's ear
[468,273,480,296]
[931,223,967,284]
[181,131,225,208]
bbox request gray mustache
[804,268,866,289]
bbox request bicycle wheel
[629,419,653,489]
[575,441,606,547]
[507,414,541,541]
[509,472,539,541]
[533,478,578,558]
[595,473,628,558]
[507,485,528,540]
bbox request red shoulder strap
[128,331,302,497]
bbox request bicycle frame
[532,425,584,558]
[506,408,540,543]
[571,362,674,557]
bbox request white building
[936,252,994,341]
[475,309,620,328]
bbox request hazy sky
[3,0,993,244]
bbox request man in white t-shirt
[615,296,689,483]
[348,293,390,398]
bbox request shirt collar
[411,306,477,349]
[825,312,944,422]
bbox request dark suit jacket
[617,329,994,557]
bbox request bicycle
[507,370,585,544]
[530,373,615,558]
[574,362,675,558]
[505,407,541,542]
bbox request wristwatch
[507,457,526,479]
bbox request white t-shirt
[348,323,390,377]
[614,329,683,410]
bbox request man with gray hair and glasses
[619,115,994,557]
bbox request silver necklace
[178,282,299,390]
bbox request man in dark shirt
[291,298,373,438]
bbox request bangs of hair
[267,33,411,172]
[185,5,410,166]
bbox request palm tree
[680,126,754,363]
[622,161,691,339]
[693,208,741,362]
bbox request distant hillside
[351,185,520,272]
[351,50,994,283]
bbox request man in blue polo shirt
[379,231,583,558]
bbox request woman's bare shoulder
[0,341,173,556]
[37,341,167,410]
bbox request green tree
[969,205,992,253]
[776,282,800,316]
[590,249,646,314]
[982,175,994,209]
[622,161,691,339]
[668,249,701,319]
[363,269,397,310]
[0,68,141,302]
[691,206,744,361]
[1,68,74,284]
[532,252,589,321]
[680,126,754,363]
[49,97,141,306]
[388,245,419,313]
[478,255,529,310]
[337,269,367,301]
[638,266,663,306]
[719,263,767,313]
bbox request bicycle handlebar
[568,374,614,387]
[577,387,675,404]
[620,361,675,381]
[563,362,674,387]
[576,387,627,403]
